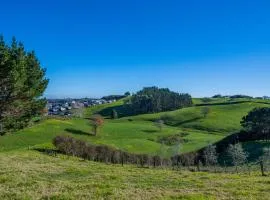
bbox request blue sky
[1,0,270,98]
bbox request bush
[157,133,188,146]
[53,135,168,168]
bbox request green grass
[0,118,222,155]
[128,101,270,134]
[1,98,270,157]
[84,98,128,118]
[89,120,222,154]
[0,150,269,200]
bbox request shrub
[157,133,188,146]
[227,143,248,173]
[90,114,104,136]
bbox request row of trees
[0,36,48,133]
[52,135,269,175]
[202,143,270,175]
[53,135,171,167]
[128,87,192,114]
[212,94,253,99]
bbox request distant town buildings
[263,96,270,100]
[46,98,116,116]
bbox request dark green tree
[124,91,131,96]
[241,107,270,141]
[130,87,192,114]
[0,36,48,132]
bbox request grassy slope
[84,98,126,118]
[1,98,270,199]
[130,101,270,134]
[85,97,270,134]
[1,98,270,156]
[0,118,222,155]
[0,150,269,200]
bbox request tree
[157,142,167,166]
[201,107,210,118]
[0,36,48,132]
[241,108,270,141]
[170,142,182,169]
[259,147,270,176]
[227,143,248,173]
[154,119,164,131]
[171,142,181,157]
[90,115,104,136]
[124,91,131,96]
[111,109,118,119]
[129,87,192,114]
[203,145,218,168]
[212,94,222,98]
[261,147,270,162]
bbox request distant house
[263,96,270,100]
[60,107,66,111]
[108,99,116,103]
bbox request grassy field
[0,150,269,200]
[0,118,222,155]
[1,98,270,157]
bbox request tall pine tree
[0,36,48,132]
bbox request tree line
[128,87,192,114]
[52,135,270,175]
[53,135,171,167]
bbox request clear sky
[1,0,270,98]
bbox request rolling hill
[1,98,269,157]
[1,97,270,200]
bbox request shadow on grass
[98,104,136,118]
[65,128,93,136]
[195,100,250,107]
[242,141,270,162]
[173,117,202,126]
[142,130,158,133]
[33,147,60,156]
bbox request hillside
[129,101,270,134]
[0,150,269,200]
[0,118,222,155]
[85,97,270,134]
[1,98,270,200]
[1,98,269,158]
